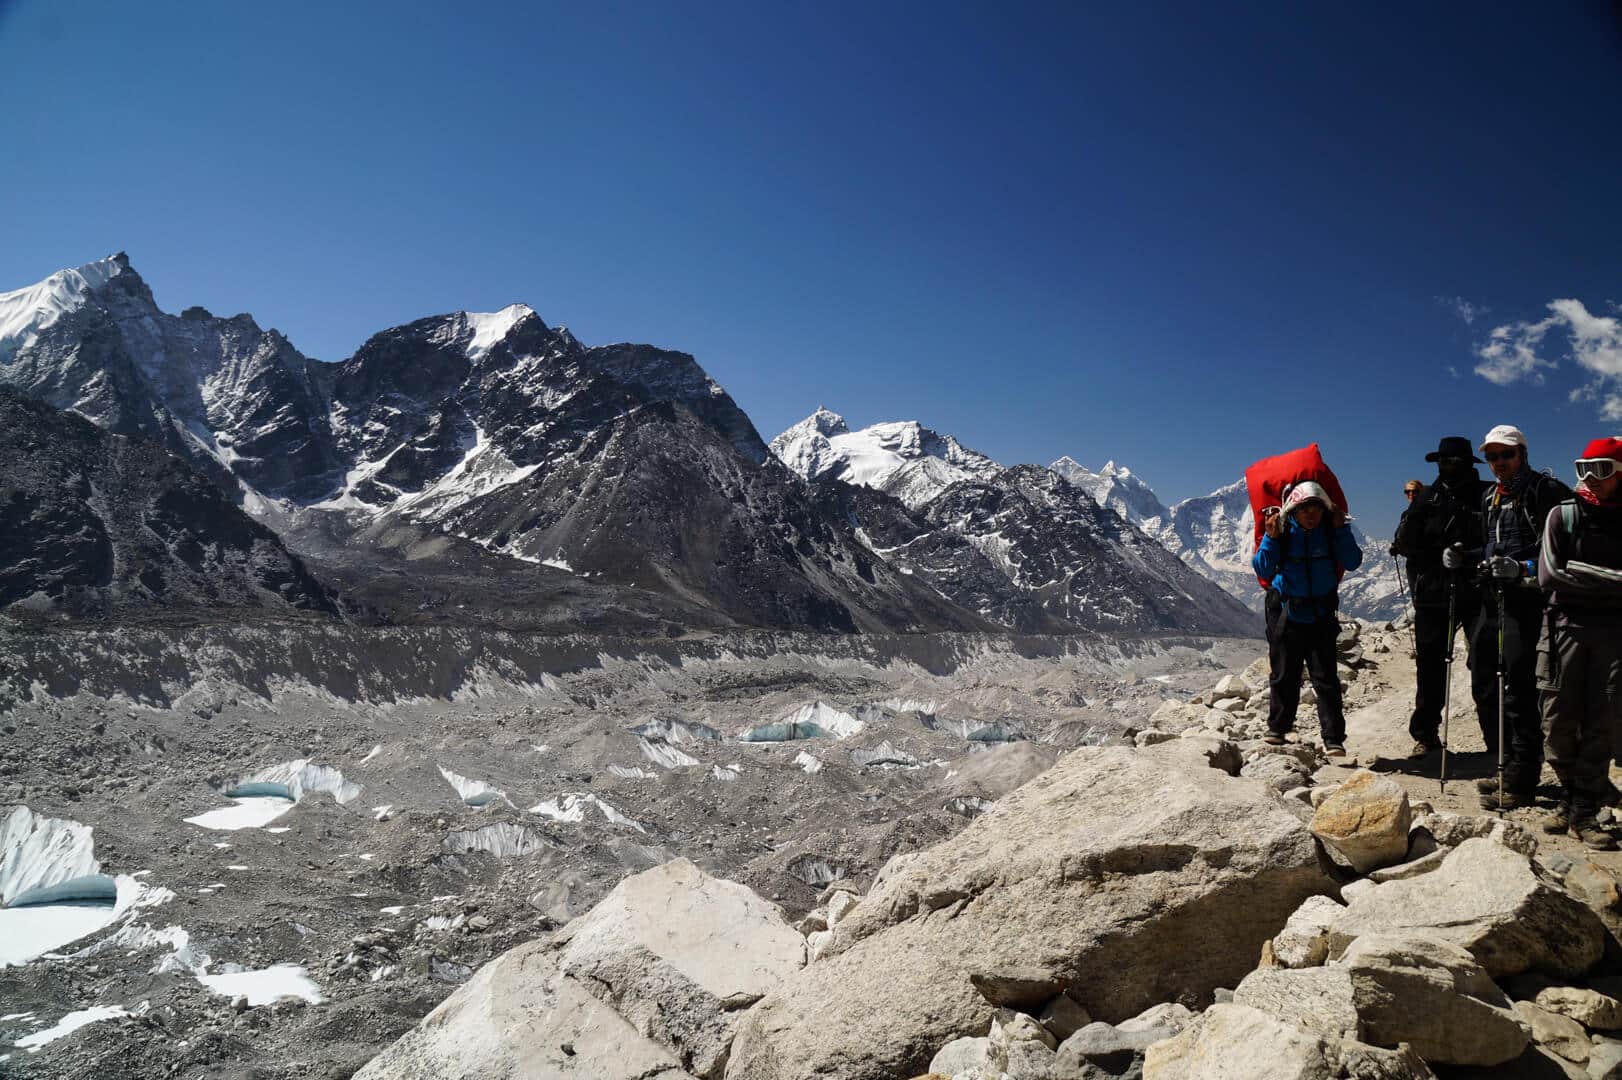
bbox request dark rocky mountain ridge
[0,256,1255,636]
[0,386,334,621]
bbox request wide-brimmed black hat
[1425,435,1483,463]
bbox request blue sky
[3,2,1620,537]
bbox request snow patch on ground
[198,964,324,1006]
[1,806,104,907]
[527,793,646,833]
[794,751,824,774]
[441,823,551,858]
[639,736,699,769]
[437,765,509,808]
[13,1004,132,1052]
[232,759,362,805]
[184,797,293,832]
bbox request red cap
[1580,437,1622,462]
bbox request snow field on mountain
[0,257,122,357]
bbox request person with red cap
[1254,480,1364,755]
[1537,436,1622,848]
[1464,425,1573,811]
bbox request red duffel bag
[1244,443,1349,588]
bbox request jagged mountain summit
[0,256,985,633]
[1052,458,1403,620]
[775,412,1257,636]
[1049,457,1171,526]
[769,408,1003,510]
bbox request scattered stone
[969,967,1067,1008]
[928,1036,990,1076]
[1038,994,1091,1042]
[1340,933,1529,1066]
[826,891,859,927]
[1213,675,1252,700]
[1310,770,1412,874]
[1233,965,1361,1041]
[1325,838,1606,980]
[359,859,804,1080]
[1117,1002,1194,1034]
[1271,895,1344,968]
[1134,730,1178,747]
[1516,1000,1592,1065]
[992,1009,1058,1052]
[1590,1038,1622,1080]
[1146,701,1219,734]
[1535,987,1622,1030]
[1366,847,1447,884]
[1055,1021,1168,1078]
[725,747,1337,1080]
[1143,1003,1336,1080]
[1242,754,1313,794]
[1310,784,1340,809]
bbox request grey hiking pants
[1540,616,1622,820]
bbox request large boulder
[1338,934,1528,1066]
[354,944,700,1080]
[724,745,1337,1080]
[1142,1003,1433,1080]
[358,859,805,1080]
[1325,838,1606,979]
[1145,700,1220,733]
[1309,770,1411,874]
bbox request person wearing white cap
[1457,425,1573,811]
[1253,480,1363,755]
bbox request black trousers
[1408,588,1488,748]
[1470,587,1545,794]
[1266,591,1345,744]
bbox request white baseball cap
[1479,425,1526,452]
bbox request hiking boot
[1572,822,1618,851]
[1408,740,1440,759]
[1324,744,1347,758]
[1476,777,1507,795]
[1543,805,1571,834]
[1480,789,1534,812]
[1263,731,1286,746]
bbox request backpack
[1245,443,1349,589]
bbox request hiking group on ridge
[1254,427,1622,849]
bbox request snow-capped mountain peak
[771,411,1002,509]
[0,253,127,358]
[462,304,536,361]
[1049,455,1169,525]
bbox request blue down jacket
[1253,521,1363,623]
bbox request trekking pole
[1495,572,1508,816]
[1439,573,1457,796]
[1394,557,1418,659]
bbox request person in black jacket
[1391,437,1490,760]
[1465,425,1573,810]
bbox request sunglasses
[1576,458,1619,482]
[1483,450,1519,463]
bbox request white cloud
[1472,298,1622,416]
[1437,295,1488,325]
[1473,314,1559,386]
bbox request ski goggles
[1576,457,1619,482]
